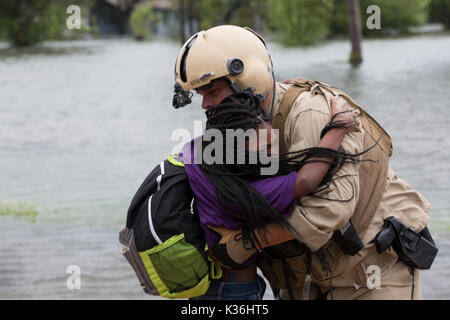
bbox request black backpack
[119,155,219,299]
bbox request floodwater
[0,35,449,299]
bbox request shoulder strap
[360,111,393,157]
[272,79,314,153]
[273,78,393,157]
[168,153,185,167]
[319,85,393,157]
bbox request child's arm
[210,98,361,263]
[294,97,360,198]
[248,98,361,249]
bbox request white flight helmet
[173,25,274,108]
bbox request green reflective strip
[139,234,211,299]
[162,274,209,299]
[139,251,209,299]
[209,257,223,280]
[168,154,184,167]
[205,244,222,280]
[146,233,184,254]
[139,250,170,296]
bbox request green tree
[40,3,69,41]
[0,0,94,47]
[346,0,363,65]
[429,0,450,28]
[330,0,349,36]
[229,0,267,29]
[330,0,431,36]
[187,0,266,31]
[361,0,430,35]
[0,0,51,47]
[129,1,157,41]
[169,0,266,42]
[194,0,237,30]
[266,0,334,46]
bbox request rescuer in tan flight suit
[172,25,435,300]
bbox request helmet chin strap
[237,71,276,120]
[267,70,276,121]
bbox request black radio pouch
[375,216,438,270]
[333,219,364,256]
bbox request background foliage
[0,0,448,47]
[0,0,94,47]
[130,0,158,40]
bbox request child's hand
[330,97,361,133]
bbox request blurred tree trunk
[346,0,363,64]
[186,0,198,36]
[186,0,193,36]
[220,0,241,24]
[179,0,186,44]
[188,14,194,35]
[190,2,200,34]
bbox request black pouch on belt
[374,216,438,270]
[333,219,364,256]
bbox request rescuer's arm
[208,223,293,266]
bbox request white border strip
[148,162,165,245]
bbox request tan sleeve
[283,92,364,251]
[381,166,430,231]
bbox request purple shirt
[180,139,297,265]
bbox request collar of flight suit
[270,81,290,120]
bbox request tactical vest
[258,78,393,294]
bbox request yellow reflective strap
[139,235,211,299]
[168,154,184,167]
[208,256,223,280]
[205,244,222,280]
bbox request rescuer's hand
[207,225,257,267]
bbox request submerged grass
[0,46,94,59]
[428,216,450,236]
[0,201,39,222]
